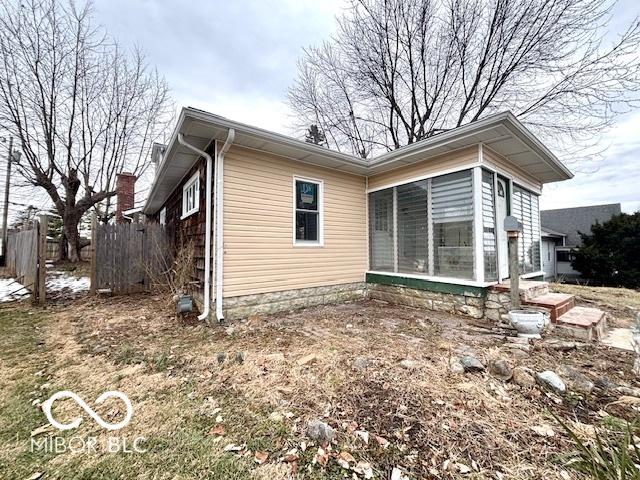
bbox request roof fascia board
[186,108,369,168]
[144,108,572,214]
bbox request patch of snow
[0,278,30,302]
[46,271,90,293]
[0,270,89,302]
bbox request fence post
[37,215,48,305]
[90,213,97,294]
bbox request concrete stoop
[493,280,607,342]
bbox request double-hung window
[294,177,322,245]
[181,172,200,219]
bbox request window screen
[482,170,497,281]
[512,185,541,273]
[432,170,474,279]
[369,188,394,271]
[397,180,428,274]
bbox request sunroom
[368,144,568,287]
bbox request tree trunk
[63,217,82,262]
[57,232,68,262]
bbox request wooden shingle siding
[367,147,478,191]
[150,156,213,299]
[223,146,367,298]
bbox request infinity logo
[42,391,133,431]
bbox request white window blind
[512,185,541,273]
[397,180,428,274]
[482,170,497,281]
[432,171,474,279]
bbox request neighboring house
[540,203,622,281]
[142,108,573,322]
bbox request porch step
[522,293,575,322]
[554,306,607,342]
[492,280,549,301]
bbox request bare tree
[0,0,172,261]
[289,0,640,162]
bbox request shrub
[572,212,640,288]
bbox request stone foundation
[221,282,367,320]
[204,275,522,324]
[367,283,485,319]
[483,290,513,326]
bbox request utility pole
[1,136,12,263]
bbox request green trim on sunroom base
[366,273,487,298]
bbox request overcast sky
[93,0,640,213]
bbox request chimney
[116,172,136,223]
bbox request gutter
[215,129,235,322]
[177,133,214,321]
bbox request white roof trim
[143,108,573,214]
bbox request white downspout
[215,129,235,321]
[177,133,213,321]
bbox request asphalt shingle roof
[541,203,621,247]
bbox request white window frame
[293,176,324,247]
[159,207,167,225]
[181,172,200,219]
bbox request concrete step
[492,279,550,301]
[522,293,576,322]
[555,306,607,342]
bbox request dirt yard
[0,287,639,479]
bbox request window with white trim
[294,178,322,244]
[181,172,200,219]
[159,207,167,225]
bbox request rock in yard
[268,411,284,422]
[297,354,318,366]
[400,359,417,369]
[512,366,536,388]
[536,371,566,394]
[489,359,513,381]
[449,357,465,374]
[353,357,370,370]
[306,420,335,444]
[460,355,485,372]
[544,340,588,351]
[557,365,594,394]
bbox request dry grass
[0,293,638,479]
[551,283,640,326]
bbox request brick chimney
[116,172,136,223]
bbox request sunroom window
[369,169,475,281]
[482,170,498,281]
[369,189,394,270]
[397,181,428,274]
[512,185,541,273]
[432,171,474,279]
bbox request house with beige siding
[143,107,573,323]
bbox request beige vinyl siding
[223,146,367,297]
[367,147,478,191]
[482,146,542,192]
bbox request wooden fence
[91,221,171,294]
[5,217,47,303]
